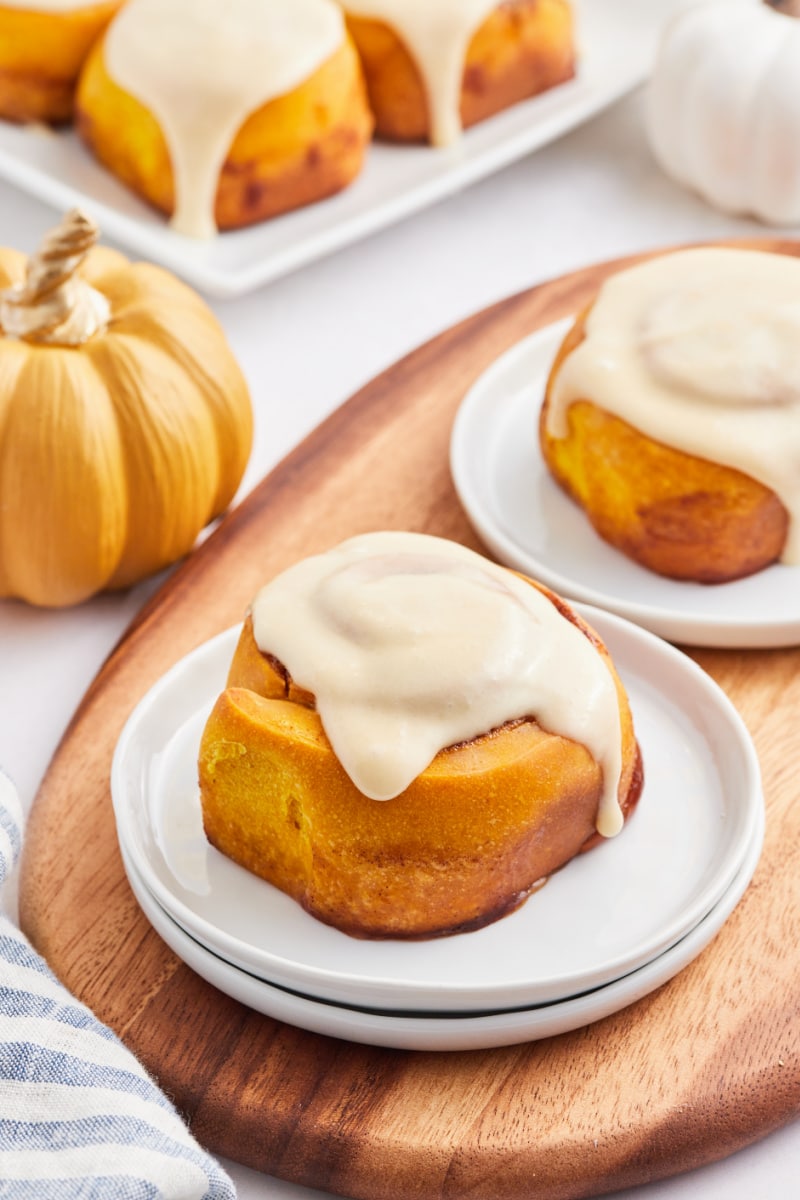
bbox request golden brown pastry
[539,248,798,584]
[198,533,642,940]
[343,0,576,145]
[0,0,122,124]
[75,0,374,236]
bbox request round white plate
[120,808,764,1052]
[450,319,800,648]
[111,610,763,1015]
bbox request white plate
[450,319,800,648]
[120,810,764,1052]
[0,0,678,297]
[110,608,763,1015]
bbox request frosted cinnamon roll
[540,247,798,583]
[199,532,642,939]
[342,0,576,146]
[75,0,373,237]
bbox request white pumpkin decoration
[647,0,800,225]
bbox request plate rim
[119,802,765,1051]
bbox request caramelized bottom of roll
[540,311,790,584]
[199,582,641,941]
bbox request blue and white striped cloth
[0,770,236,1199]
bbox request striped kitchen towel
[0,770,236,1200]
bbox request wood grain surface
[18,242,800,1200]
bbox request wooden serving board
[19,243,800,1200]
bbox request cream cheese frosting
[104,0,345,238]
[545,247,800,563]
[251,531,625,836]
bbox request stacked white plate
[112,609,764,1052]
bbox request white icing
[345,0,500,145]
[104,0,344,238]
[251,531,625,837]
[546,248,800,563]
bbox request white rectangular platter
[0,0,679,297]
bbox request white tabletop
[1,87,798,1198]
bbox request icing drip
[345,0,501,145]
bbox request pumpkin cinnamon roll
[198,532,642,939]
[540,247,797,583]
[75,0,373,236]
[342,0,576,145]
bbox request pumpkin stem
[0,209,110,346]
